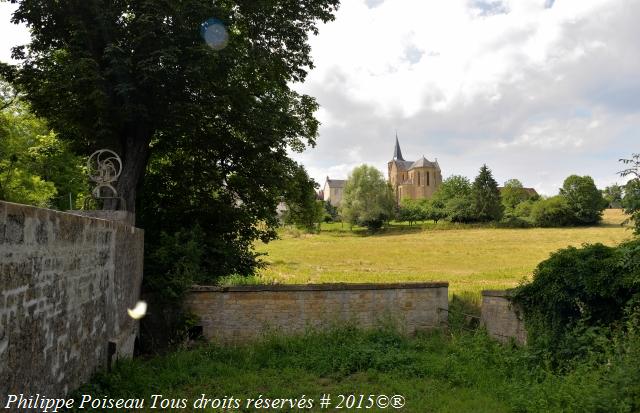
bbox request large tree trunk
[107,127,151,216]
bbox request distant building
[323,177,346,206]
[387,135,442,204]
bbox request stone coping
[481,289,517,297]
[191,282,449,293]
[1,200,139,229]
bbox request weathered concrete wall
[0,201,144,397]
[480,290,527,345]
[185,283,448,343]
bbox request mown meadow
[253,209,632,296]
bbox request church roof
[393,134,404,161]
[393,160,415,170]
[410,156,439,170]
[325,178,346,188]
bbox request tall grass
[73,322,640,412]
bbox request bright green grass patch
[73,325,640,412]
[255,210,631,296]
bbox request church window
[417,172,420,185]
[427,172,430,186]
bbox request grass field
[255,209,632,296]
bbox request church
[388,136,442,204]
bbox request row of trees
[398,173,607,228]
[327,162,639,231]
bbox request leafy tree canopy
[531,195,573,227]
[432,175,472,203]
[1,0,339,214]
[0,82,86,209]
[602,184,624,209]
[620,154,640,234]
[340,165,395,230]
[1,0,340,292]
[560,175,606,225]
[501,178,531,211]
[281,166,324,232]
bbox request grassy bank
[254,209,631,296]
[73,324,639,412]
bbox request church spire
[393,133,404,161]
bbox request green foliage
[445,195,477,223]
[397,199,448,225]
[530,196,573,227]
[620,154,640,235]
[340,165,395,230]
[472,165,503,222]
[322,200,339,222]
[514,199,536,219]
[3,0,340,300]
[497,215,533,228]
[425,199,447,223]
[560,175,606,225]
[2,0,340,213]
[144,226,207,301]
[282,166,324,232]
[432,174,472,203]
[602,184,624,209]
[501,178,531,211]
[75,323,640,412]
[515,239,640,363]
[397,199,426,225]
[623,179,640,235]
[431,175,475,223]
[139,155,317,291]
[0,85,86,208]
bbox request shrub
[497,215,533,228]
[530,196,573,227]
[514,239,640,362]
[445,195,477,223]
[513,199,536,219]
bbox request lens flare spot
[201,18,229,50]
[127,301,147,320]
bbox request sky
[1,0,639,195]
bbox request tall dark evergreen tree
[472,164,503,222]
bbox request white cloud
[293,0,640,195]
[2,1,638,196]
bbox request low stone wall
[480,290,527,345]
[185,282,448,343]
[0,201,144,397]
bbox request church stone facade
[388,136,442,203]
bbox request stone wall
[0,201,144,397]
[185,283,448,343]
[480,290,527,345]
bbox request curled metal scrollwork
[84,149,126,210]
